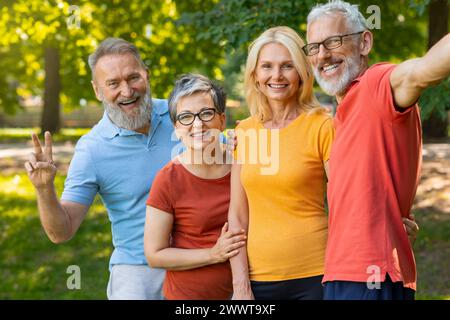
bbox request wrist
[233,279,251,290]
[35,182,55,192]
[208,248,219,264]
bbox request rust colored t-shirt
[325,63,422,290]
[146,159,232,299]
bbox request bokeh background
[0,0,448,299]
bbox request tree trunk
[41,46,61,134]
[422,0,449,138]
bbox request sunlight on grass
[0,128,91,143]
[0,173,46,199]
[0,173,111,299]
[0,128,91,136]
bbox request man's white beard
[313,54,362,96]
[101,88,152,131]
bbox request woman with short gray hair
[143,73,246,300]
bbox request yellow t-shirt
[235,111,334,281]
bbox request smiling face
[92,53,151,130]
[307,14,366,97]
[175,92,225,152]
[254,42,301,106]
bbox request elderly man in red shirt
[305,0,450,300]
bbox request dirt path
[1,140,449,213]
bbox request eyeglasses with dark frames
[176,108,219,126]
[302,31,364,56]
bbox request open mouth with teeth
[268,84,289,89]
[320,61,343,76]
[118,97,140,108]
[190,131,211,139]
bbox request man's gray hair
[88,37,146,77]
[307,0,368,33]
[168,73,226,124]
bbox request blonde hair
[244,26,327,121]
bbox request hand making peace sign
[24,131,57,189]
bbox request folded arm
[144,206,245,271]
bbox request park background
[0,0,448,299]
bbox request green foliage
[0,0,223,114]
[178,0,429,99]
[409,0,431,16]
[419,77,450,121]
[178,0,316,75]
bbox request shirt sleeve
[61,138,99,206]
[366,63,418,120]
[146,168,174,214]
[317,116,335,163]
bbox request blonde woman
[228,26,419,300]
[228,26,333,300]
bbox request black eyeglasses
[176,108,219,126]
[302,31,364,56]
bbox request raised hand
[210,222,246,264]
[24,131,57,189]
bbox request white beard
[313,54,362,96]
[101,88,152,131]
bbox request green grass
[413,209,450,300]
[0,173,447,299]
[0,128,91,143]
[0,173,111,299]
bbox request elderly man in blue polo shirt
[24,38,179,299]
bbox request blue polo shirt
[61,98,182,269]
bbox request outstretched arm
[390,33,450,108]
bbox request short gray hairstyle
[168,73,227,124]
[88,37,146,78]
[307,0,368,33]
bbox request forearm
[417,34,450,88]
[228,210,251,290]
[391,34,450,108]
[229,247,251,289]
[35,185,73,243]
[148,247,216,271]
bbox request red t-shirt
[325,63,422,290]
[146,159,232,299]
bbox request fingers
[221,222,229,236]
[25,157,56,173]
[224,241,246,257]
[221,235,246,252]
[33,161,54,170]
[31,133,43,155]
[225,249,240,259]
[227,130,238,151]
[24,161,34,173]
[28,152,38,164]
[402,218,419,232]
[44,131,53,161]
[222,228,246,239]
